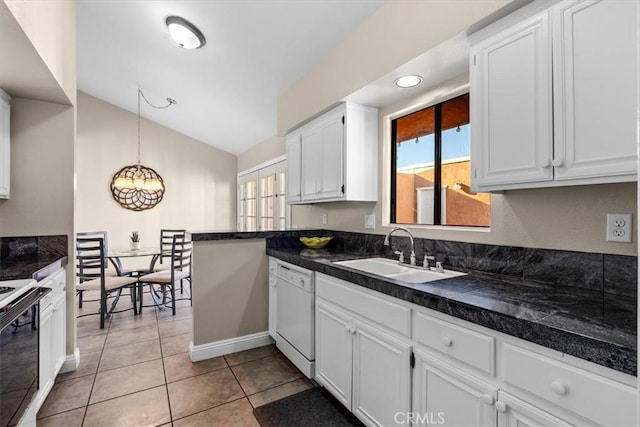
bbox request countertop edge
[32,256,68,281]
[266,248,637,377]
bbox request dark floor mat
[253,387,364,427]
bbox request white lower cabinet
[496,391,574,427]
[315,301,352,407]
[315,298,411,427]
[311,271,637,427]
[35,269,67,410]
[413,350,497,427]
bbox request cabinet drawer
[38,269,65,309]
[316,273,411,337]
[503,343,637,426]
[414,311,495,376]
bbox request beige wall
[290,80,638,256]
[278,0,511,134]
[237,135,285,173]
[0,98,75,237]
[4,0,76,105]
[0,98,76,352]
[192,240,268,345]
[76,92,237,263]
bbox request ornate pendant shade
[110,89,175,211]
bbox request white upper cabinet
[552,0,638,181]
[285,134,301,203]
[0,89,10,199]
[470,0,638,192]
[286,102,378,204]
[470,10,553,189]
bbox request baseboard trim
[60,347,80,373]
[189,331,274,362]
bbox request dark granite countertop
[0,255,68,282]
[267,247,637,376]
[0,235,69,282]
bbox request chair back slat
[76,236,107,283]
[171,232,192,273]
[160,229,186,264]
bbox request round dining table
[107,247,161,277]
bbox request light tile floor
[36,290,312,426]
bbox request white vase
[130,242,140,251]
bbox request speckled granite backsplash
[0,235,67,260]
[266,230,637,298]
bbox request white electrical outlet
[606,213,632,243]
[322,212,328,225]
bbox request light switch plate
[322,212,328,225]
[364,214,375,229]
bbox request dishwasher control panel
[276,262,314,292]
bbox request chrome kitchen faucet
[384,226,416,266]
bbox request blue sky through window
[396,124,470,169]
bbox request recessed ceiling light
[394,75,422,88]
[166,16,206,49]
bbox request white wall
[76,92,237,263]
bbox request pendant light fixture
[110,89,176,211]
[166,16,206,49]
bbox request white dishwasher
[275,260,315,378]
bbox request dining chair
[138,232,192,315]
[76,236,139,329]
[76,231,134,278]
[153,229,187,293]
[155,229,186,269]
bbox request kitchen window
[238,158,288,231]
[390,93,490,227]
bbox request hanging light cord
[137,88,177,165]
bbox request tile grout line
[170,395,249,424]
[80,303,114,427]
[155,302,176,424]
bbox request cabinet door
[413,351,497,427]
[0,91,10,199]
[51,292,66,376]
[39,304,54,393]
[471,11,553,191]
[352,320,411,427]
[285,134,301,203]
[318,113,344,200]
[552,0,638,181]
[301,126,321,201]
[268,259,277,339]
[497,391,573,427]
[315,300,352,409]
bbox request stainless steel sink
[333,257,466,283]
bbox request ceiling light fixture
[394,75,422,88]
[110,88,176,211]
[166,16,206,49]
